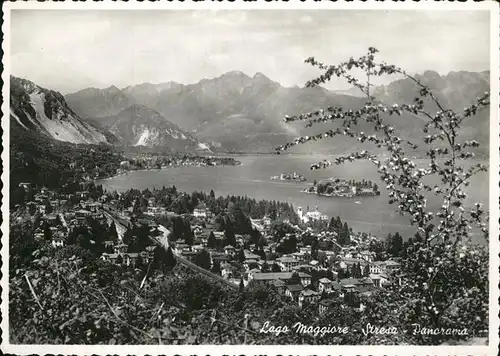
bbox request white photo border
[1,1,499,355]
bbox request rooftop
[252,272,311,281]
[287,284,304,292]
[319,277,332,284]
[301,289,319,296]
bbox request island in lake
[302,178,380,198]
[271,172,307,182]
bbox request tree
[387,232,403,257]
[132,198,141,216]
[45,200,53,214]
[195,250,211,270]
[207,231,217,248]
[237,248,245,263]
[108,221,118,241]
[289,272,302,286]
[116,254,123,265]
[185,228,195,247]
[278,47,490,344]
[165,246,177,270]
[43,223,52,241]
[310,237,319,260]
[211,260,221,275]
[363,264,370,277]
[223,225,236,247]
[239,278,245,292]
[310,271,319,291]
[271,263,281,272]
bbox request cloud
[9,10,490,94]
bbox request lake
[97,154,489,242]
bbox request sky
[10,10,491,94]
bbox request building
[285,284,303,301]
[297,206,329,224]
[75,209,91,221]
[293,251,308,262]
[52,236,65,248]
[192,225,204,236]
[44,214,60,227]
[262,215,272,228]
[193,202,209,218]
[318,298,337,315]
[224,245,236,257]
[123,253,139,267]
[104,240,115,250]
[318,277,333,293]
[269,279,286,294]
[250,272,311,287]
[276,256,300,272]
[19,182,32,192]
[369,261,384,274]
[76,191,90,199]
[101,253,120,263]
[339,258,369,270]
[181,250,197,262]
[87,202,102,213]
[369,273,390,287]
[384,260,402,272]
[298,289,320,307]
[309,260,320,270]
[113,243,128,254]
[34,228,44,241]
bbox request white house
[369,261,387,274]
[193,202,210,218]
[52,236,64,248]
[224,245,236,257]
[297,206,329,224]
[276,256,300,272]
[318,277,333,293]
[369,273,390,287]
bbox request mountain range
[63,70,490,155]
[10,76,109,145]
[10,76,211,152]
[9,69,490,156]
[87,105,212,152]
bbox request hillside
[87,105,212,152]
[10,76,110,145]
[9,122,123,190]
[64,70,490,154]
[372,70,490,155]
[65,85,135,119]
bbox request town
[116,152,241,175]
[12,177,404,317]
[302,178,380,198]
[270,172,307,182]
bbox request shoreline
[95,161,243,182]
[301,190,380,199]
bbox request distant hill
[87,105,212,152]
[9,120,122,189]
[372,70,490,156]
[10,76,110,145]
[64,70,490,155]
[65,85,135,119]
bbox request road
[103,209,128,241]
[104,208,239,291]
[156,224,170,249]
